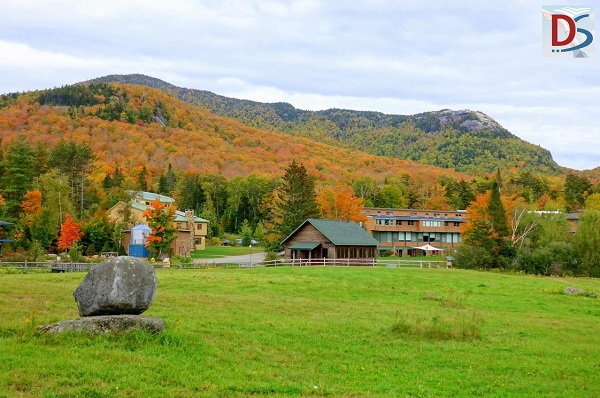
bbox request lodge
[362,207,468,256]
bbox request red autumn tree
[57,213,83,251]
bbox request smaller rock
[38,315,165,334]
[564,287,583,295]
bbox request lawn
[190,245,260,259]
[1,267,599,397]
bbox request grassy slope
[1,268,599,397]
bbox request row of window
[370,211,463,218]
[375,219,460,227]
[373,231,462,244]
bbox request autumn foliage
[317,183,368,224]
[57,213,83,250]
[142,198,177,258]
[21,190,42,227]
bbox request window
[408,220,415,226]
[395,220,402,226]
[423,221,441,227]
[196,223,203,231]
[454,222,460,227]
[444,221,449,227]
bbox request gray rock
[38,315,165,334]
[74,256,157,317]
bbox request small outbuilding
[0,220,14,256]
[281,219,379,264]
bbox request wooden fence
[0,259,450,272]
[0,262,92,272]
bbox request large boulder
[74,256,157,317]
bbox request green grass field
[1,267,599,397]
[190,245,259,259]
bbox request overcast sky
[1,0,598,170]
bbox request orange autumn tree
[142,198,177,259]
[21,189,43,227]
[57,214,83,251]
[317,183,368,224]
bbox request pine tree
[137,166,148,191]
[273,160,320,240]
[0,137,35,219]
[488,170,509,238]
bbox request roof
[126,190,175,204]
[566,213,580,220]
[0,220,14,227]
[124,203,209,223]
[174,210,209,223]
[131,224,152,231]
[283,219,379,247]
[288,242,321,250]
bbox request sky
[1,0,599,170]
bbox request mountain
[87,74,563,175]
[0,81,464,184]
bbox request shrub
[392,310,483,341]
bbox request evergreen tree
[0,137,35,219]
[176,173,205,213]
[488,170,509,238]
[564,173,592,212]
[48,139,95,218]
[273,160,320,240]
[159,163,177,195]
[137,166,148,191]
[112,166,125,188]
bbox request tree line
[0,136,599,272]
[457,170,600,277]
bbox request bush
[27,240,46,262]
[263,251,280,263]
[392,310,483,341]
[68,242,84,262]
[514,242,575,276]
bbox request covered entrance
[288,241,322,262]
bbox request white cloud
[1,0,599,170]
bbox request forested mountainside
[0,81,464,183]
[0,80,592,237]
[87,74,563,175]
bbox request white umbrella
[413,244,443,251]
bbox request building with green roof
[281,218,378,264]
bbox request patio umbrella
[413,244,443,251]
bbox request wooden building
[282,219,378,263]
